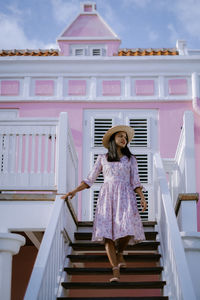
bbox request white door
[82,109,158,221]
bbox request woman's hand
[140,195,147,212]
[61,190,76,200]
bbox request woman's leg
[105,238,120,281]
[117,235,131,253]
[117,235,131,267]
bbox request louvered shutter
[129,119,149,147]
[93,119,112,147]
[92,49,101,56]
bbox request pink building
[0,2,200,300]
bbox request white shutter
[75,49,84,56]
[135,154,148,183]
[93,118,112,147]
[92,49,101,56]
[129,118,149,147]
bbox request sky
[0,0,200,51]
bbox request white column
[0,233,25,300]
[181,232,200,299]
[56,112,68,194]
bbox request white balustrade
[154,152,196,300]
[24,195,77,300]
[163,111,196,206]
[0,112,78,195]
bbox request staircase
[57,221,168,300]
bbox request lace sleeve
[130,155,143,191]
[82,155,102,188]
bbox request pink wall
[0,101,199,228]
[58,40,121,56]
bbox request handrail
[154,152,196,300]
[24,195,77,300]
[163,111,196,206]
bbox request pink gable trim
[68,80,87,96]
[35,80,54,96]
[168,79,188,95]
[102,80,121,96]
[62,15,116,38]
[1,80,20,96]
[135,80,154,96]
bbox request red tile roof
[0,48,179,57]
[0,49,59,56]
[117,48,179,56]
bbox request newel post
[56,112,68,194]
[0,233,25,300]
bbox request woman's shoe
[117,252,127,268]
[110,266,120,282]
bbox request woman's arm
[134,187,147,212]
[61,181,89,200]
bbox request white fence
[163,111,196,206]
[154,152,196,300]
[0,112,78,196]
[24,195,77,300]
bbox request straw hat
[102,125,134,148]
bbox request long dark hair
[107,132,133,162]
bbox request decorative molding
[168,78,188,95]
[1,80,20,96]
[35,80,54,96]
[68,79,87,96]
[135,79,154,96]
[102,80,121,96]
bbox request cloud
[167,23,179,44]
[51,0,79,24]
[0,7,57,50]
[175,0,200,40]
[97,1,125,38]
[0,13,40,49]
[121,0,151,8]
[148,30,159,42]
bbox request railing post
[183,111,196,193]
[56,112,68,194]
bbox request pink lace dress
[83,154,145,244]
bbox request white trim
[57,37,120,41]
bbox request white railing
[0,112,78,196]
[154,152,196,300]
[0,118,57,190]
[24,195,77,300]
[163,111,196,206]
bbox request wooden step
[61,281,166,290]
[68,253,161,263]
[70,241,160,251]
[77,221,157,228]
[65,266,163,275]
[74,231,158,241]
[58,297,168,300]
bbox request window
[92,49,101,56]
[75,49,84,56]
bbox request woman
[61,125,147,282]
